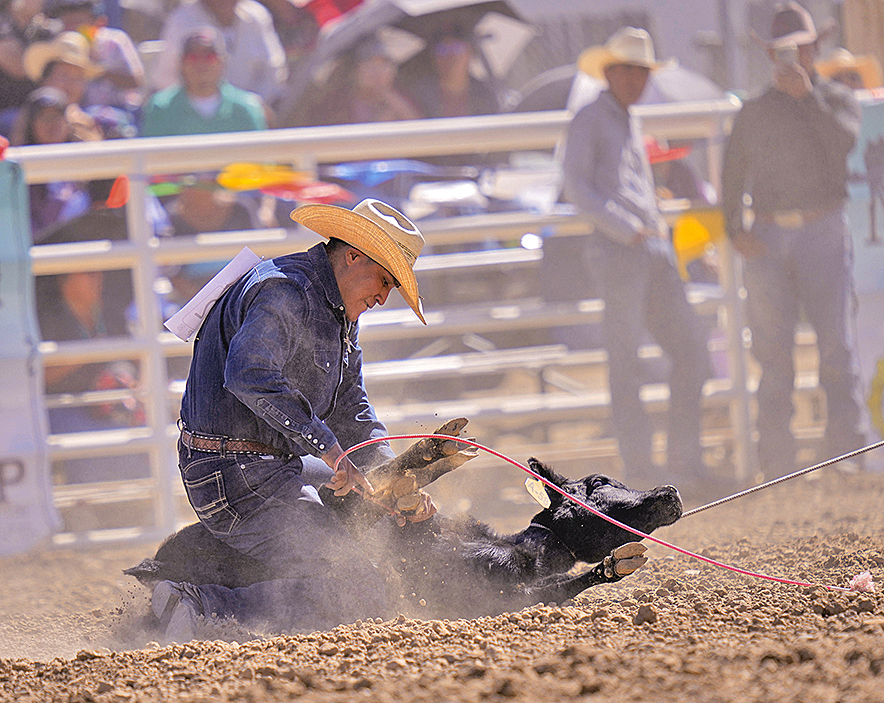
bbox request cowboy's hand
[731,230,768,260]
[774,61,812,99]
[633,221,668,245]
[395,490,437,527]
[323,444,373,497]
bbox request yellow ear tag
[525,477,551,509]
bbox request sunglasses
[183,51,220,64]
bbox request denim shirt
[562,90,667,250]
[180,243,394,467]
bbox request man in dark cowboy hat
[722,2,867,479]
[152,198,434,641]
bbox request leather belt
[755,205,839,229]
[180,428,285,456]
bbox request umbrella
[510,62,726,114]
[639,64,727,104]
[278,0,535,124]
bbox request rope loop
[337,434,882,594]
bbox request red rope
[337,433,860,593]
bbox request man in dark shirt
[152,198,436,642]
[721,1,867,478]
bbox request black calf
[125,459,682,620]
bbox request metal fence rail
[8,99,745,543]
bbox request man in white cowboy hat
[150,198,434,641]
[722,2,867,480]
[561,27,711,491]
[816,47,883,90]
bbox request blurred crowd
[4,0,512,317]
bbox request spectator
[162,172,260,305]
[42,0,145,117]
[23,29,101,103]
[721,2,867,478]
[9,86,100,241]
[258,0,319,72]
[140,26,266,136]
[35,177,148,485]
[816,47,883,90]
[407,24,498,119]
[150,0,286,109]
[307,35,420,126]
[561,27,711,488]
[19,29,113,137]
[0,0,57,117]
[140,27,267,302]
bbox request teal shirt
[140,82,267,137]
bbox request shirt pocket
[313,349,336,374]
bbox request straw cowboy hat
[816,47,883,89]
[291,199,427,324]
[23,31,103,83]
[577,27,674,82]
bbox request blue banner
[0,159,58,554]
[848,92,884,448]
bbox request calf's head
[527,458,682,564]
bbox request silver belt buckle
[773,210,804,229]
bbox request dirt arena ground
[1,466,883,703]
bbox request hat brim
[290,203,425,324]
[755,18,836,51]
[23,42,103,82]
[577,46,672,82]
[816,54,883,89]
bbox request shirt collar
[307,242,349,322]
[600,89,631,120]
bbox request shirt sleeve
[561,106,645,245]
[223,281,339,457]
[798,79,861,162]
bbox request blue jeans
[595,236,710,483]
[177,444,387,632]
[743,208,866,476]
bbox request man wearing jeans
[722,2,866,478]
[153,199,434,641]
[562,27,710,488]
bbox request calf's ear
[527,458,570,507]
[527,457,563,483]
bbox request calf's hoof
[603,542,648,579]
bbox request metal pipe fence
[8,99,745,543]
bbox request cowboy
[815,47,883,90]
[561,27,711,490]
[721,2,867,479]
[152,199,435,641]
